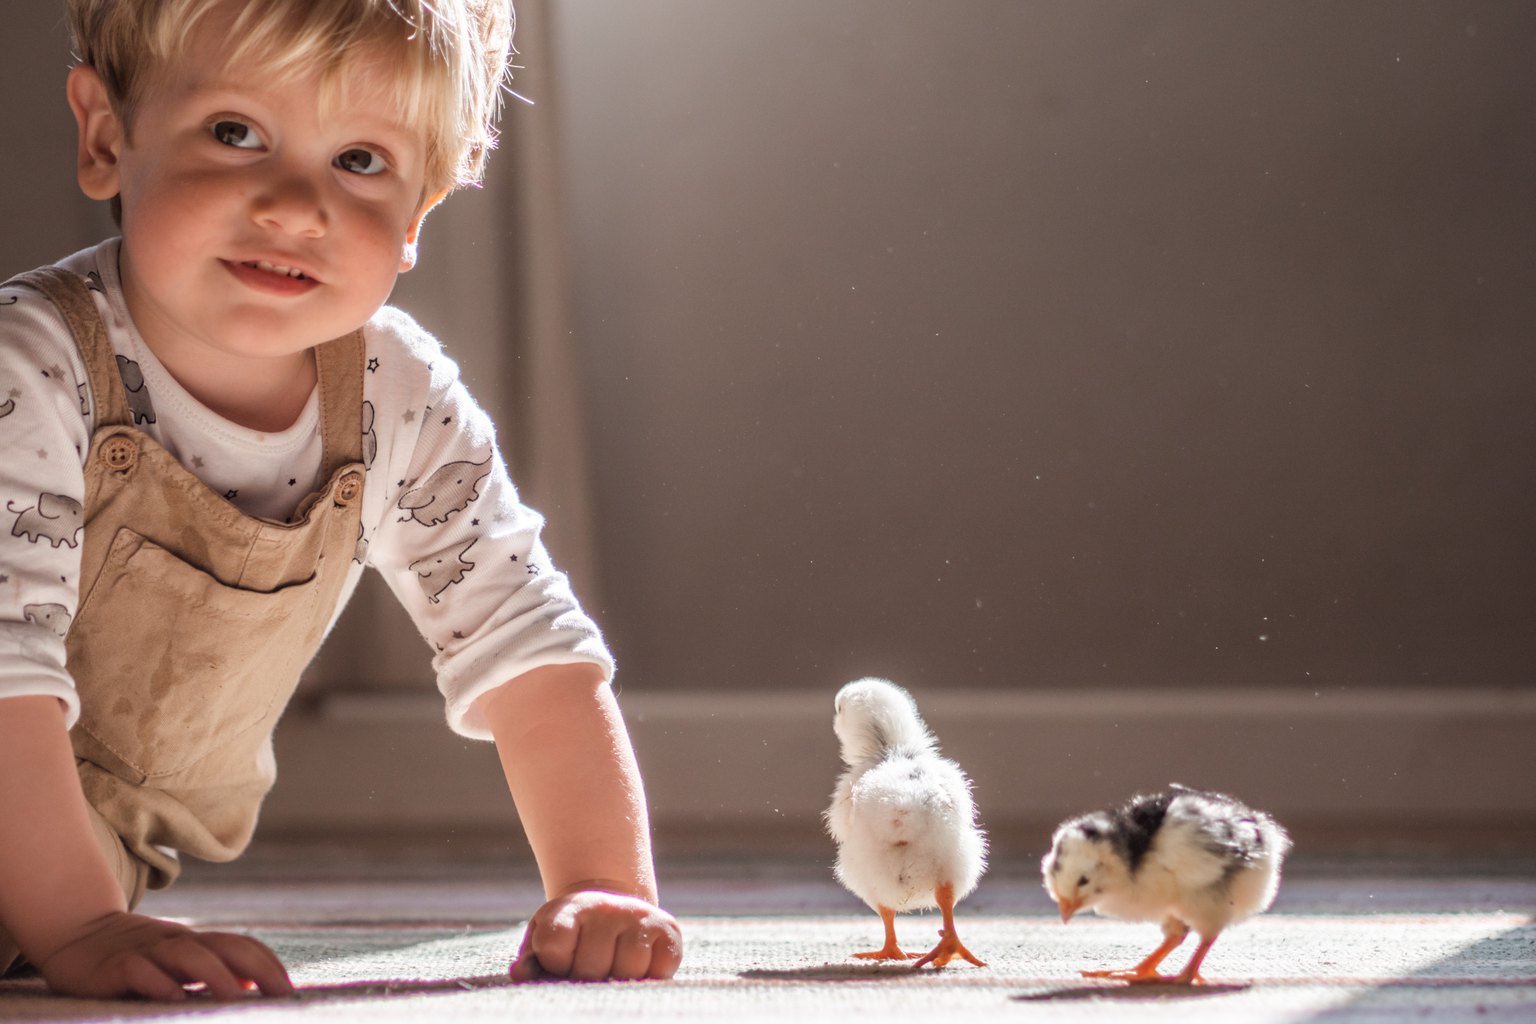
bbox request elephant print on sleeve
[9,494,85,548]
[24,603,73,637]
[115,355,156,425]
[396,455,492,526]
[410,538,477,604]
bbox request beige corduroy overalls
[1,266,365,970]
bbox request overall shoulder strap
[3,266,133,427]
[312,328,365,477]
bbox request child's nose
[250,173,328,237]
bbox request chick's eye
[1077,875,1089,888]
[336,148,385,175]
[211,120,260,149]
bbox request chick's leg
[912,883,986,969]
[1168,932,1220,986]
[1082,918,1188,982]
[852,906,916,960]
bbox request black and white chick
[1041,785,1290,985]
[825,677,987,969]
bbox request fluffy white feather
[825,678,987,967]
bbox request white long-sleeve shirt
[0,239,613,739]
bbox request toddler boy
[0,0,681,999]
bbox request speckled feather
[1043,785,1291,939]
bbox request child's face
[77,21,436,368]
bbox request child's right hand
[34,910,294,1001]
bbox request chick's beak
[1057,895,1084,923]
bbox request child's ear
[399,189,451,272]
[66,66,123,202]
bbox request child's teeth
[253,260,305,279]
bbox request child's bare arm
[0,695,292,999]
[480,665,683,981]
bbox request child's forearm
[480,665,659,903]
[0,695,131,963]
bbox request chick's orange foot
[1082,967,1162,981]
[912,928,986,969]
[852,945,918,961]
[853,907,918,960]
[1082,968,1209,985]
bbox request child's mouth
[223,258,320,295]
[243,260,310,281]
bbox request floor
[1,848,1532,1022]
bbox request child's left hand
[508,887,682,982]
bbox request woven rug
[2,858,1532,1023]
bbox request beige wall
[3,2,1532,851]
[549,0,1536,699]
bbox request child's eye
[335,148,386,176]
[210,120,261,149]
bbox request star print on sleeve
[403,409,415,424]
[224,489,239,501]
[367,357,380,373]
[508,553,542,575]
[0,296,16,306]
[0,387,17,419]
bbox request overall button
[100,435,138,472]
[333,472,363,507]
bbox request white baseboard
[263,687,1536,854]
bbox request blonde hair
[66,0,515,193]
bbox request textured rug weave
[2,859,1532,1023]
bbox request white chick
[825,677,988,968]
[1042,785,1290,985]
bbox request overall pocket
[70,527,320,780]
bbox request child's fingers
[607,924,660,980]
[510,914,582,981]
[645,923,683,980]
[200,932,295,996]
[507,953,546,982]
[508,896,683,982]
[532,912,583,978]
[148,936,249,1000]
[607,912,682,980]
[566,920,621,981]
[506,922,546,982]
[118,953,189,1002]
